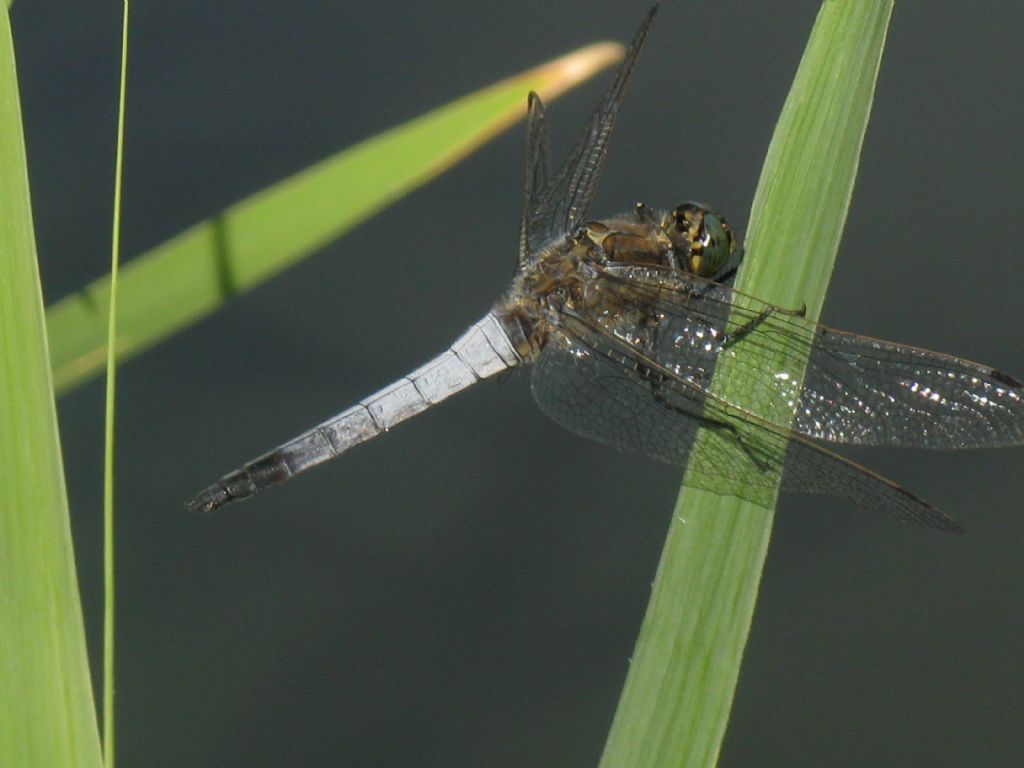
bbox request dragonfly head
[664,202,737,279]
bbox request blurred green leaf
[46,42,624,396]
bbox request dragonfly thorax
[496,202,739,360]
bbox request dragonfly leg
[711,263,739,286]
[635,320,773,474]
[643,368,773,474]
[722,301,807,349]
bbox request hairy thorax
[494,202,737,360]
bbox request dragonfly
[188,7,1024,532]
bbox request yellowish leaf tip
[525,42,626,103]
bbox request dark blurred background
[11,2,1023,766]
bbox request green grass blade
[0,9,103,768]
[102,4,130,767]
[599,2,893,766]
[45,43,623,396]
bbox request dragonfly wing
[590,265,1024,448]
[526,6,656,249]
[800,327,1024,447]
[531,311,961,532]
[519,92,552,263]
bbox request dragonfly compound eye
[666,202,736,278]
[697,212,735,278]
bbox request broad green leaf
[0,8,103,768]
[600,3,893,766]
[46,43,623,395]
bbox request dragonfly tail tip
[185,484,230,514]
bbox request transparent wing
[519,92,552,262]
[532,312,962,532]
[526,6,656,249]
[588,265,1024,449]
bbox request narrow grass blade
[0,9,103,768]
[599,3,893,766]
[45,42,624,396]
[102,4,131,767]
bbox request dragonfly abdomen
[187,312,522,513]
